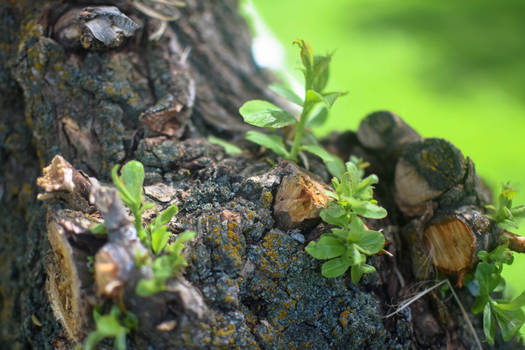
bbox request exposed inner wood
[423,217,475,275]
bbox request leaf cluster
[88,160,195,347]
[485,183,525,229]
[84,306,137,350]
[467,243,525,345]
[305,158,387,283]
[239,40,347,177]
[109,161,195,296]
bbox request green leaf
[305,105,327,130]
[151,226,170,255]
[239,100,297,128]
[320,202,348,227]
[304,90,347,111]
[495,291,525,311]
[84,331,107,350]
[293,40,314,73]
[321,91,348,108]
[245,131,290,159]
[111,164,134,207]
[483,303,495,345]
[167,230,196,255]
[301,144,344,179]
[303,90,324,112]
[208,136,242,155]
[353,201,387,219]
[493,306,525,341]
[355,229,385,255]
[331,228,349,241]
[121,160,145,205]
[90,222,106,235]
[123,312,138,330]
[351,264,364,284]
[157,204,178,226]
[269,84,303,105]
[115,332,126,350]
[136,278,164,297]
[305,235,345,260]
[472,295,490,314]
[360,264,376,274]
[96,314,123,336]
[475,261,502,297]
[321,256,352,278]
[312,55,331,92]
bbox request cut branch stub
[45,209,99,344]
[273,163,330,230]
[423,217,475,277]
[422,206,493,285]
[357,111,421,153]
[395,138,466,216]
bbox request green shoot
[107,160,195,296]
[466,184,525,345]
[466,243,525,345]
[136,230,196,296]
[305,157,387,282]
[239,39,347,178]
[84,306,137,350]
[486,182,525,229]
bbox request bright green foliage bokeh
[466,243,525,345]
[305,157,387,282]
[248,0,525,338]
[84,306,137,350]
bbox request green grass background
[246,0,525,318]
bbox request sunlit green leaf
[351,264,364,284]
[245,131,290,159]
[483,303,495,345]
[352,201,387,219]
[269,84,303,105]
[305,235,345,260]
[321,91,348,108]
[121,160,145,205]
[475,261,501,297]
[493,306,525,341]
[320,202,347,227]
[321,256,352,278]
[301,144,344,178]
[355,230,385,255]
[495,291,525,311]
[157,205,178,226]
[239,100,296,128]
[151,226,170,255]
[208,136,242,155]
[312,55,331,92]
[305,104,328,128]
[293,39,314,73]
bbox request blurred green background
[243,0,525,319]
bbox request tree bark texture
[0,1,519,349]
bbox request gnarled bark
[0,1,519,349]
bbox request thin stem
[289,109,307,162]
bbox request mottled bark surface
[0,1,519,350]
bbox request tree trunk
[0,1,518,349]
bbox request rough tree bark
[0,1,521,349]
